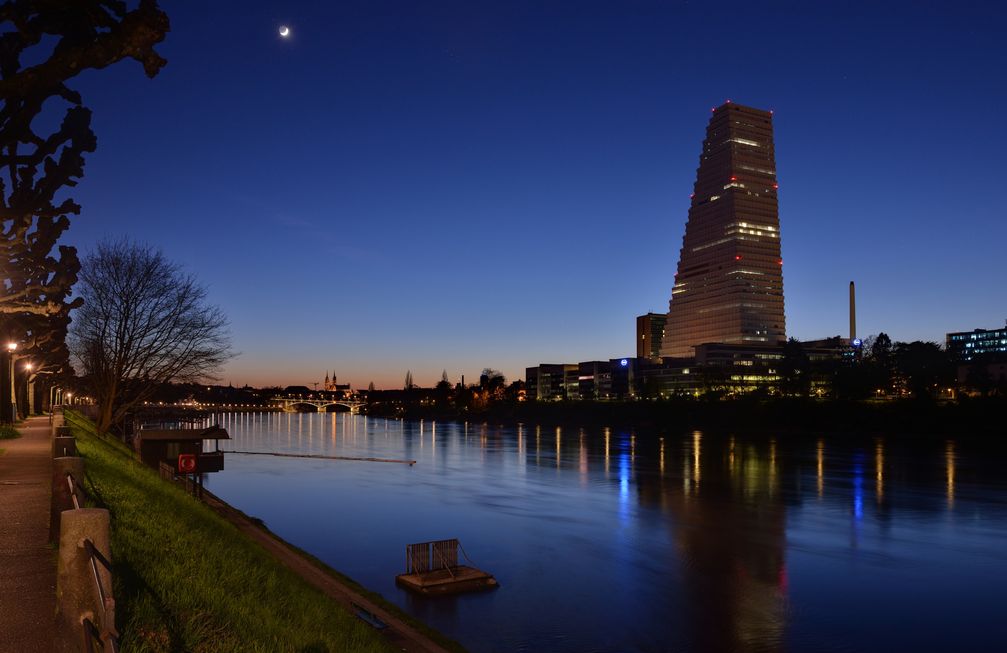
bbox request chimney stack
[849,281,856,342]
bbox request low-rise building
[946,324,1007,361]
[525,364,579,400]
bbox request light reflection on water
[204,412,1007,653]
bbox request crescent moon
[279,26,290,38]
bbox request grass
[244,515,469,653]
[64,411,393,653]
[0,424,20,439]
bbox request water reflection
[206,413,1007,653]
[639,437,787,652]
[946,440,955,507]
[875,438,884,504]
[816,438,824,498]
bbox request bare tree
[0,1,168,418]
[69,240,232,433]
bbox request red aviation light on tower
[734,255,742,261]
[778,259,784,265]
[730,176,737,182]
[773,182,779,189]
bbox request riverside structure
[661,102,786,358]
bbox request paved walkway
[0,416,55,653]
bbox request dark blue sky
[68,1,1006,388]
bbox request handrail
[82,617,101,652]
[433,547,456,579]
[457,540,479,568]
[66,472,81,510]
[82,538,118,652]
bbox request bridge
[270,397,364,414]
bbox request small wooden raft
[395,539,498,596]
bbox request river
[202,411,1007,653]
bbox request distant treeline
[364,395,1007,439]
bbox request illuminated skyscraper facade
[661,102,786,358]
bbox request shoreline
[356,396,1007,441]
[197,486,462,653]
[65,410,466,653]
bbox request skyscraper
[661,102,786,358]
[636,312,666,360]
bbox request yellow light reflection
[659,437,665,476]
[946,441,955,507]
[692,431,702,487]
[555,426,562,468]
[816,438,824,498]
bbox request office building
[525,364,579,400]
[636,313,667,360]
[661,102,786,358]
[946,324,1007,361]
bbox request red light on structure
[778,259,783,265]
[773,183,779,189]
[734,255,742,261]
[690,193,695,198]
[730,176,737,181]
[726,99,731,103]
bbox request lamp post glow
[6,342,16,423]
[23,363,33,415]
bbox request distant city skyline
[64,2,1006,388]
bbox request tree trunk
[97,399,115,435]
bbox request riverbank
[364,396,1007,439]
[64,412,464,653]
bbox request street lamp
[6,342,16,423]
[49,385,59,423]
[22,363,33,415]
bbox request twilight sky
[66,1,1006,389]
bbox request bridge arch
[271,396,363,414]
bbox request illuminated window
[726,138,760,147]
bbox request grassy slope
[0,424,20,439]
[65,412,392,653]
